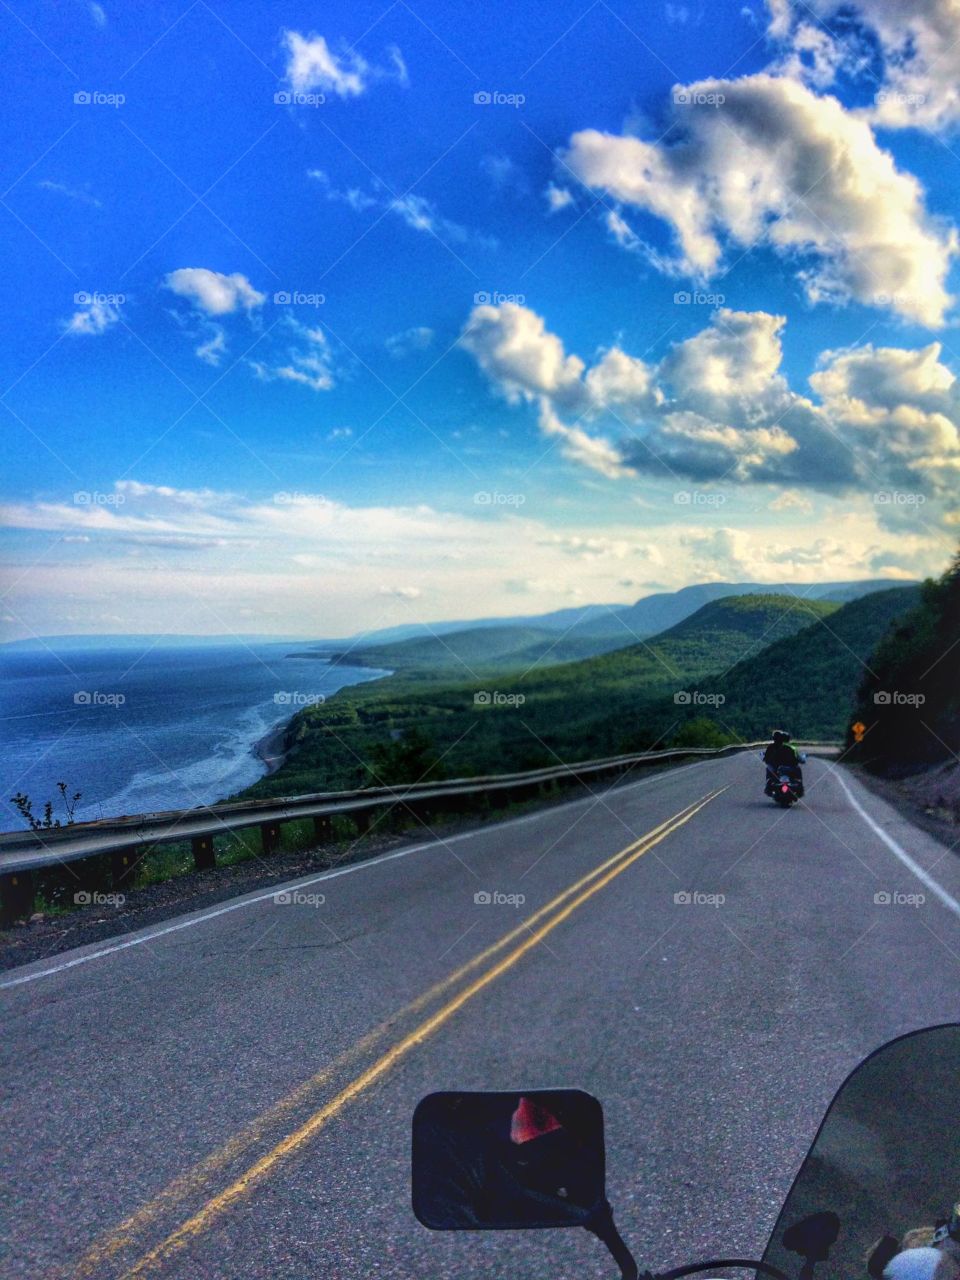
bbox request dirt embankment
[849,758,960,848]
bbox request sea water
[0,642,386,827]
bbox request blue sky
[2,0,959,639]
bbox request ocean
[0,642,388,828]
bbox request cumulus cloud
[460,300,960,514]
[460,302,587,410]
[64,300,120,336]
[281,31,406,98]
[165,268,265,316]
[563,74,957,326]
[810,340,960,508]
[770,0,960,132]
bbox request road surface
[3,752,960,1279]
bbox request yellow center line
[114,786,725,1279]
[70,790,716,1278]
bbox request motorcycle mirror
[412,1089,639,1277]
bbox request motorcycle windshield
[760,1025,960,1280]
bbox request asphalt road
[3,752,960,1280]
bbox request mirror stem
[585,1200,641,1279]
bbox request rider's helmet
[772,729,790,745]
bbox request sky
[2,0,960,641]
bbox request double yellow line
[73,786,724,1279]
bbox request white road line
[830,765,960,922]
[0,759,715,991]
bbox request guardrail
[0,741,838,922]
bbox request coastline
[253,717,293,776]
[250,666,395,781]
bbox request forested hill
[698,585,923,740]
[238,593,842,797]
[848,553,960,770]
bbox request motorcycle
[412,1024,960,1278]
[761,752,807,808]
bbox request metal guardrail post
[191,835,216,871]
[111,846,139,888]
[352,809,372,836]
[0,870,34,925]
[260,821,282,855]
[313,814,332,842]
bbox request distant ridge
[2,579,916,653]
[309,578,917,651]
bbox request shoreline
[250,666,394,782]
[253,717,293,776]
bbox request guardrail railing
[0,740,838,922]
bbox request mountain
[310,578,915,651]
[585,578,914,642]
[236,593,844,798]
[309,602,622,648]
[689,585,924,741]
[322,624,623,676]
[2,579,913,654]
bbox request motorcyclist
[763,729,804,797]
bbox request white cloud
[460,302,587,410]
[563,74,957,326]
[165,268,265,316]
[461,300,960,513]
[195,327,227,366]
[249,321,334,392]
[281,30,407,97]
[538,401,634,480]
[386,326,435,358]
[309,173,495,249]
[545,184,574,213]
[810,340,960,507]
[90,2,106,27]
[604,208,641,251]
[64,300,119,336]
[307,169,379,211]
[388,193,497,248]
[2,480,945,637]
[771,0,960,132]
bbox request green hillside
[689,585,922,741]
[847,553,959,770]
[236,594,842,798]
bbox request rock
[29,912,44,923]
